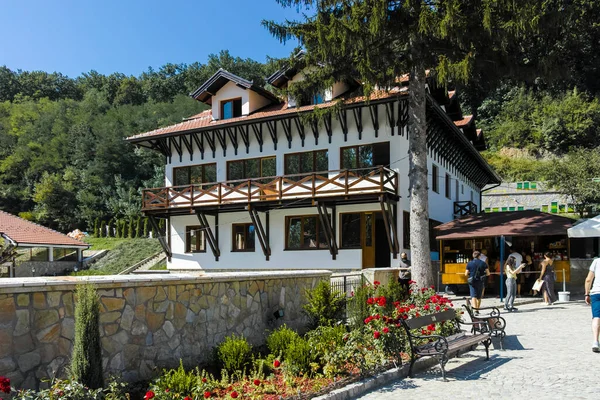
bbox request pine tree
[121,220,127,239]
[107,218,114,238]
[99,220,106,238]
[71,284,104,388]
[143,217,149,238]
[264,0,549,287]
[135,216,142,238]
[93,217,100,238]
[128,217,135,239]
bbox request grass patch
[84,237,132,251]
[75,238,162,275]
[150,260,167,270]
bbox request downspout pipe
[480,182,501,213]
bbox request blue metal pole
[499,235,505,302]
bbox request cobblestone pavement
[356,299,600,399]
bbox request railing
[142,166,398,210]
[454,200,478,217]
[331,272,364,322]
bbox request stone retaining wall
[0,270,330,389]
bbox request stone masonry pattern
[0,271,330,390]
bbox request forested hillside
[0,51,278,231]
[2,35,600,231]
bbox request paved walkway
[356,299,600,399]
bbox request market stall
[435,211,574,297]
[567,215,600,293]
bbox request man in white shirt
[584,258,600,353]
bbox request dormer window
[221,98,242,120]
[299,93,324,107]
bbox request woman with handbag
[504,256,525,312]
[539,252,557,305]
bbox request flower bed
[2,281,461,400]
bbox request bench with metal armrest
[400,309,492,381]
[462,300,507,349]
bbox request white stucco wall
[162,101,482,271]
[211,81,250,119]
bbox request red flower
[373,331,381,339]
[273,359,281,368]
[383,327,390,334]
[144,391,155,400]
[231,391,239,398]
[430,285,435,289]
[427,324,436,331]
[409,304,416,309]
[253,379,261,386]
[185,397,193,400]
[204,391,211,399]
[415,312,420,317]
[0,376,10,394]
[402,314,408,320]
[374,281,381,286]
[423,305,430,310]
[367,297,375,305]
[374,314,380,320]
[202,377,207,383]
[165,389,170,393]
[351,291,355,297]
[435,305,441,311]
[377,297,386,307]
[408,280,416,284]
[364,316,372,324]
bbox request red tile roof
[0,210,89,248]
[454,115,473,127]
[127,88,407,141]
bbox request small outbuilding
[0,210,89,277]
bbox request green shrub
[306,325,347,363]
[99,220,106,238]
[143,217,149,238]
[347,284,373,330]
[107,218,114,238]
[377,279,405,314]
[93,218,99,237]
[151,360,198,395]
[217,334,253,374]
[128,218,135,239]
[283,336,312,376]
[71,284,104,389]
[303,281,346,329]
[266,324,300,359]
[135,217,142,238]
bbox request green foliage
[347,284,371,330]
[12,378,128,400]
[93,218,99,237]
[305,325,348,376]
[71,284,103,389]
[481,88,600,153]
[143,217,149,238]
[282,336,312,376]
[483,152,553,182]
[546,148,600,217]
[266,324,300,359]
[302,281,346,329]
[135,217,142,238]
[150,360,199,396]
[107,219,114,238]
[217,334,253,375]
[128,218,134,239]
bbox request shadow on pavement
[418,353,517,382]
[506,306,567,314]
[498,334,531,350]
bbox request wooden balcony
[142,166,398,212]
[454,200,478,217]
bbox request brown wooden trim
[143,166,398,211]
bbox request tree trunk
[408,65,434,288]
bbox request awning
[435,210,574,240]
[567,215,600,238]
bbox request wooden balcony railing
[454,200,478,217]
[142,166,398,211]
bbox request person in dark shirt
[398,252,411,295]
[464,251,490,313]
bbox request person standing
[478,249,489,298]
[539,252,557,305]
[398,252,412,295]
[518,250,534,296]
[465,251,490,313]
[508,247,523,269]
[504,256,524,312]
[584,257,600,353]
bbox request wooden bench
[462,301,507,349]
[400,309,492,381]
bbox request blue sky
[0,0,306,77]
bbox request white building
[126,67,499,272]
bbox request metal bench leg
[484,338,491,360]
[499,332,505,350]
[439,353,448,382]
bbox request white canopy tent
[568,215,600,238]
